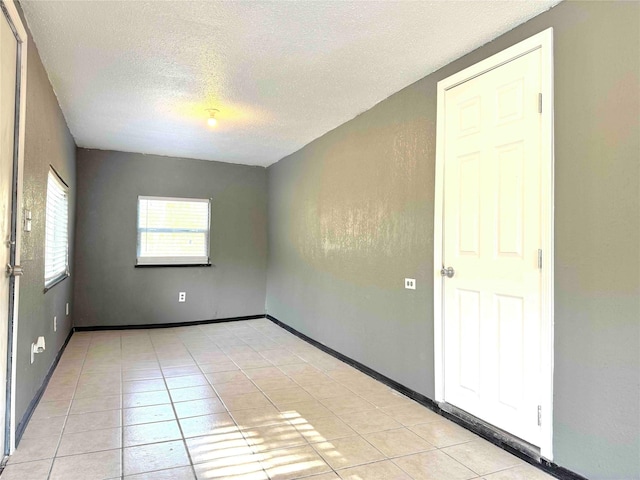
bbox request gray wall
[73,149,267,327]
[266,2,640,479]
[268,79,435,395]
[15,7,76,431]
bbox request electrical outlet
[53,316,57,332]
[178,292,186,303]
[66,302,69,315]
[404,278,416,290]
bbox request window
[45,168,69,288]
[137,196,210,266]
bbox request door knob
[440,266,455,278]
[6,264,24,277]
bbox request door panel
[458,153,480,255]
[442,49,542,446]
[457,289,480,395]
[496,142,524,257]
[496,294,524,409]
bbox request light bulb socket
[206,109,220,128]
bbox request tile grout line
[164,322,288,478]
[225,320,345,477]
[218,321,389,477]
[119,332,124,480]
[200,322,275,479]
[45,332,92,480]
[147,328,198,480]
[233,321,329,477]
[258,320,489,479]
[249,322,396,476]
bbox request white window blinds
[45,168,69,287]
[137,196,210,265]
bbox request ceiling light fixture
[206,108,219,128]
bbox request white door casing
[0,7,17,459]
[0,0,27,455]
[434,29,554,459]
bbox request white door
[1,2,23,456]
[441,49,543,446]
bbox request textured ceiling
[21,0,560,167]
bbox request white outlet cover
[405,278,416,290]
[179,292,186,302]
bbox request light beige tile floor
[1,318,557,480]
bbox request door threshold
[440,402,541,461]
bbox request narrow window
[136,196,210,266]
[44,168,69,288]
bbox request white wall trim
[2,0,28,455]
[433,28,555,460]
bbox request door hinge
[538,93,543,114]
[537,405,542,426]
[537,249,542,269]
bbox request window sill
[135,264,213,268]
[44,274,69,293]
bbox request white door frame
[433,28,554,460]
[1,0,27,455]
